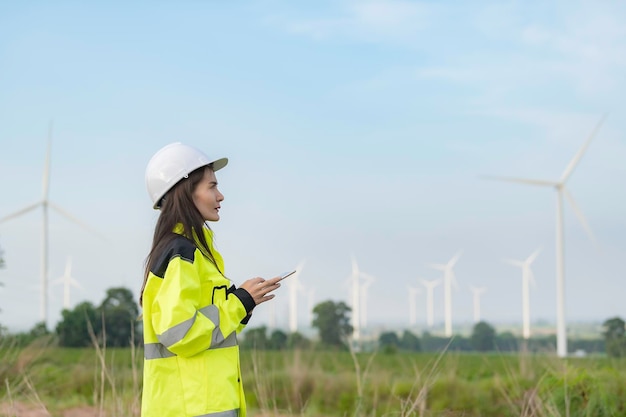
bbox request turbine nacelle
[428,250,462,290]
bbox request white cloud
[503,3,625,95]
[276,1,626,104]
[518,17,626,94]
[282,0,434,42]
[416,3,626,105]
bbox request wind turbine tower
[348,256,375,343]
[485,115,605,357]
[350,257,361,342]
[0,124,102,326]
[268,300,276,331]
[53,256,82,310]
[408,286,421,327]
[469,286,486,323]
[421,279,440,328]
[359,273,375,329]
[429,251,463,337]
[504,248,541,340]
[287,261,305,333]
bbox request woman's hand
[240,276,282,306]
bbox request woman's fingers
[256,293,275,305]
[240,277,281,305]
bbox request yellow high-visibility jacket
[141,226,255,417]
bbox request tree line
[1,283,626,359]
[239,301,625,358]
[243,300,624,358]
[0,287,140,347]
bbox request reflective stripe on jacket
[141,226,255,417]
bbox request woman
[141,142,281,417]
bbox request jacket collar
[173,223,225,274]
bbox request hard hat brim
[211,157,228,172]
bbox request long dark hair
[140,164,216,306]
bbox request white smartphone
[278,270,296,281]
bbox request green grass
[0,336,142,415]
[240,350,626,417]
[2,342,626,417]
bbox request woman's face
[192,168,224,222]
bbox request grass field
[1,338,626,417]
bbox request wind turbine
[407,286,421,327]
[0,123,103,326]
[53,256,83,310]
[469,286,487,323]
[484,115,605,357]
[348,256,375,343]
[504,248,541,340]
[268,299,276,331]
[349,256,362,342]
[429,251,463,337]
[287,260,305,333]
[421,279,440,328]
[359,272,375,330]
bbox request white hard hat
[145,142,228,209]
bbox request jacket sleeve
[228,285,254,334]
[236,312,252,334]
[150,252,255,357]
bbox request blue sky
[1,1,625,335]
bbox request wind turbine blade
[65,256,72,275]
[563,188,597,246]
[49,202,108,241]
[351,255,359,276]
[42,121,53,201]
[361,272,375,282]
[526,247,542,265]
[0,202,42,223]
[421,279,440,288]
[559,114,608,184]
[427,263,446,271]
[503,258,524,268]
[471,286,486,294]
[480,175,557,187]
[293,259,306,289]
[296,259,306,272]
[448,250,463,268]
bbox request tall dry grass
[2,333,626,417]
[0,320,142,417]
[242,346,626,417]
